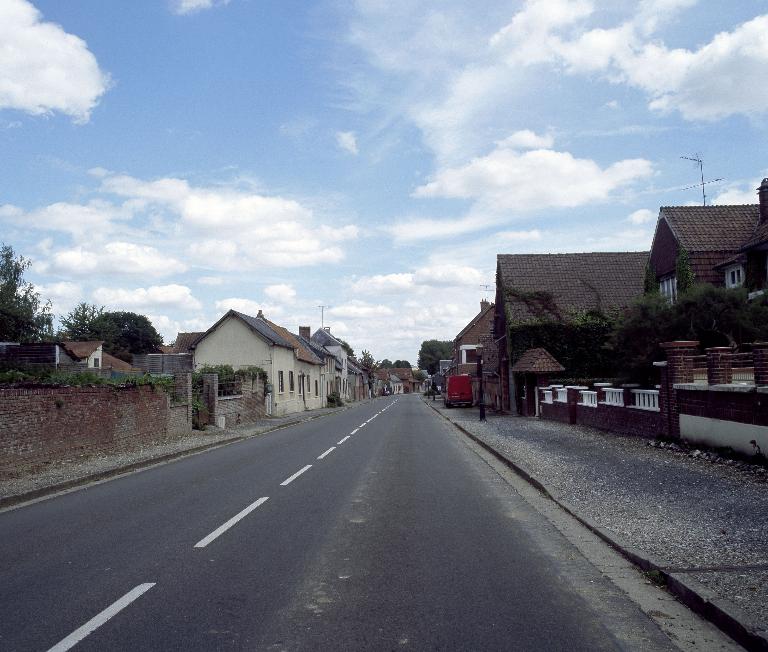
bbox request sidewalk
[0,401,371,509]
[427,399,768,648]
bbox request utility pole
[680,154,722,206]
[318,305,328,328]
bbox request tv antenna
[680,154,722,206]
[480,284,493,300]
[318,305,330,328]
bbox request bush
[327,391,343,407]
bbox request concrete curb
[0,401,371,512]
[425,400,768,651]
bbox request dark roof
[311,328,342,348]
[61,341,103,360]
[170,332,204,353]
[297,334,332,361]
[497,252,647,322]
[742,220,768,251]
[262,318,322,365]
[511,348,565,373]
[194,310,294,349]
[659,205,758,251]
[102,351,134,371]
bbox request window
[659,275,677,301]
[725,264,744,289]
[289,371,295,392]
[315,380,319,396]
[278,371,284,393]
[93,357,100,368]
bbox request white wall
[680,414,768,456]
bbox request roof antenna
[317,305,329,328]
[680,154,722,206]
[479,284,492,300]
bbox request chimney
[257,309,264,319]
[480,299,490,311]
[299,326,310,339]
[324,326,331,332]
[759,178,768,224]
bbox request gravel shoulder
[428,400,768,635]
[0,404,357,506]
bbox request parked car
[445,374,473,408]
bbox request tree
[0,243,53,342]
[359,349,377,369]
[91,311,164,362]
[643,262,658,295]
[413,369,427,381]
[392,359,411,369]
[417,339,453,374]
[59,302,104,340]
[379,359,393,368]
[337,337,355,358]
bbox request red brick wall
[540,400,570,423]
[211,377,266,427]
[677,387,768,426]
[575,404,663,438]
[0,384,191,480]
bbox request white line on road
[47,583,155,652]
[350,428,359,435]
[317,446,336,459]
[280,465,312,486]
[194,497,270,548]
[359,423,366,428]
[337,435,350,445]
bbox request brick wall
[206,376,266,428]
[539,400,570,423]
[677,387,768,426]
[575,403,663,438]
[0,380,193,480]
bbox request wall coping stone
[757,387,768,394]
[593,382,612,387]
[674,383,707,390]
[708,384,757,393]
[653,361,668,367]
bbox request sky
[1,0,767,364]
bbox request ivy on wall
[675,248,695,295]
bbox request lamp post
[476,344,486,421]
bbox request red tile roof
[169,332,204,353]
[61,341,103,360]
[497,252,647,321]
[659,205,759,251]
[511,348,565,373]
[263,318,323,365]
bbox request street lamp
[476,344,486,421]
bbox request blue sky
[1,0,767,363]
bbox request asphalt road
[1,395,681,651]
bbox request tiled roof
[311,328,342,348]
[660,205,758,251]
[61,341,103,360]
[297,334,332,361]
[388,367,414,381]
[194,310,294,350]
[102,351,134,371]
[263,319,323,365]
[170,332,204,353]
[497,252,647,322]
[742,220,768,250]
[511,348,565,373]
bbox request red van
[445,374,473,408]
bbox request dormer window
[725,264,744,289]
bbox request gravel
[0,405,349,502]
[431,402,768,628]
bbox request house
[297,327,336,406]
[0,342,80,370]
[448,299,497,407]
[61,341,104,369]
[192,309,324,416]
[495,251,648,413]
[311,327,350,401]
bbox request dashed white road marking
[47,583,155,652]
[280,465,312,486]
[359,423,366,428]
[194,497,269,548]
[337,435,350,445]
[350,428,359,435]
[318,446,336,460]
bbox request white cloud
[412,265,483,287]
[0,200,130,238]
[496,130,554,150]
[264,284,296,303]
[328,301,394,318]
[414,144,653,212]
[627,208,655,224]
[214,297,286,319]
[147,314,211,343]
[0,0,109,122]
[713,180,762,205]
[34,281,82,316]
[497,229,543,241]
[336,131,359,155]
[92,284,202,312]
[41,242,187,277]
[350,273,415,295]
[198,276,225,286]
[171,0,230,15]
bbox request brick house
[494,252,648,414]
[648,178,768,299]
[449,299,498,408]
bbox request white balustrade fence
[579,390,597,407]
[543,390,553,404]
[603,388,624,407]
[555,388,568,403]
[631,389,659,411]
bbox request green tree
[91,311,164,362]
[643,262,658,295]
[676,248,695,295]
[413,369,427,381]
[0,243,53,342]
[59,302,104,340]
[359,349,377,369]
[392,359,411,369]
[417,339,453,374]
[379,359,393,368]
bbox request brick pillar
[566,387,579,424]
[660,341,699,438]
[706,347,733,385]
[202,373,218,423]
[174,372,192,423]
[752,343,768,386]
